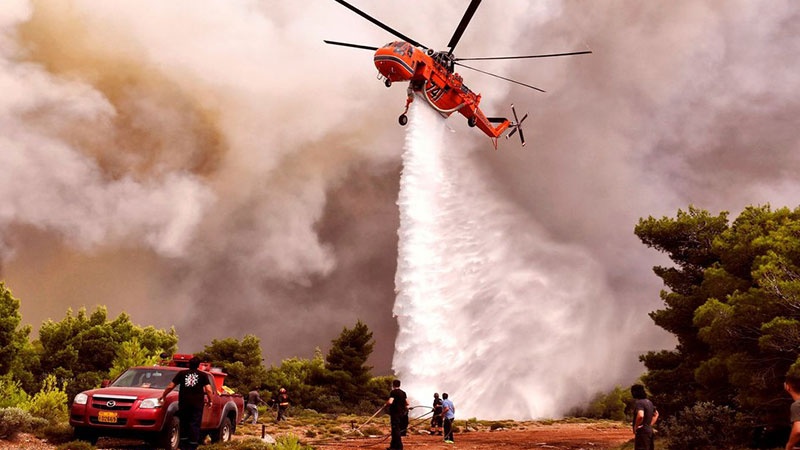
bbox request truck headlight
[139,398,161,409]
[74,393,88,405]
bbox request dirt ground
[0,421,633,449]
[311,422,633,450]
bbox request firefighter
[275,387,290,421]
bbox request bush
[23,374,69,424]
[203,437,272,450]
[55,440,97,450]
[567,386,631,421]
[204,435,314,450]
[37,421,76,444]
[274,434,314,450]
[0,375,30,408]
[0,407,34,439]
[361,426,382,436]
[661,402,744,450]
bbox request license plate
[98,411,118,424]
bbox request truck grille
[91,394,138,411]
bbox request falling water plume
[393,101,626,420]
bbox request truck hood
[84,387,165,398]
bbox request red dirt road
[0,421,633,449]
[314,422,633,450]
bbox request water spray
[392,101,625,419]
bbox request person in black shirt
[430,392,443,435]
[631,384,659,450]
[159,357,213,450]
[386,379,409,450]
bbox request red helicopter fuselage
[373,41,511,141]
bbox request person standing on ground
[430,392,443,435]
[784,375,800,450]
[158,356,213,450]
[240,389,267,425]
[631,384,659,450]
[386,379,409,450]
[275,387,291,422]
[441,392,455,444]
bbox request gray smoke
[1,0,798,416]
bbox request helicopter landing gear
[398,87,414,127]
[467,116,477,127]
[384,78,392,88]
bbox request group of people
[153,360,800,450]
[430,391,455,443]
[150,360,656,450]
[386,381,660,450]
[239,387,291,425]
[385,379,456,450]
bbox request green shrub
[489,421,513,430]
[0,407,34,439]
[273,434,313,450]
[661,402,745,450]
[37,421,75,444]
[23,374,69,424]
[361,426,382,436]
[0,375,30,408]
[55,440,97,450]
[203,437,272,450]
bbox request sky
[1,0,799,416]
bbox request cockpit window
[393,42,410,56]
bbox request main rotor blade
[454,62,546,93]
[447,0,482,55]
[455,50,592,61]
[333,0,427,50]
[324,40,379,51]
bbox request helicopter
[325,0,591,148]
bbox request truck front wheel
[210,416,233,443]
[73,427,98,445]
[154,415,179,450]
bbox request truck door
[201,373,222,429]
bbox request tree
[195,335,268,395]
[264,350,330,410]
[108,337,163,379]
[35,306,178,399]
[637,205,800,430]
[325,320,375,406]
[635,206,729,416]
[0,282,32,378]
[692,206,800,424]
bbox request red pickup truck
[69,355,244,449]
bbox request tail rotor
[506,104,528,147]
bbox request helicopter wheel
[467,117,477,127]
[398,114,408,126]
[384,78,392,88]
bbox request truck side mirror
[101,380,110,388]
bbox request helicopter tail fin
[505,104,528,147]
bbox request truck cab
[69,354,244,450]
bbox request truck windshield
[111,368,175,389]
